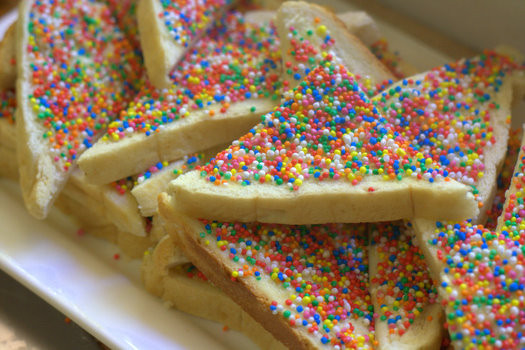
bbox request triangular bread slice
[276,2,394,91]
[412,128,525,350]
[137,0,231,89]
[369,222,444,350]
[167,60,478,224]
[78,10,281,185]
[158,198,376,349]
[142,234,287,349]
[16,0,143,218]
[245,9,417,80]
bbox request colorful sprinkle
[26,0,143,171]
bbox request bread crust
[169,170,477,224]
[78,97,275,185]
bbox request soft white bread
[141,235,285,350]
[167,67,478,224]
[275,2,394,90]
[16,0,142,219]
[78,99,274,185]
[0,22,16,91]
[245,9,380,47]
[159,194,376,349]
[137,0,229,89]
[369,223,444,350]
[169,171,477,224]
[411,51,525,274]
[246,8,418,80]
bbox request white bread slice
[0,22,15,91]
[16,0,143,219]
[167,60,478,225]
[410,49,525,298]
[276,2,394,91]
[247,8,417,80]
[369,222,444,350]
[412,129,525,350]
[141,234,286,349]
[131,145,226,217]
[159,194,376,349]
[65,169,147,237]
[78,10,281,185]
[137,0,230,89]
[54,191,153,258]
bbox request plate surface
[0,1,461,349]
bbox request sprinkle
[26,0,143,172]
[106,11,281,141]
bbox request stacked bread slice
[157,2,525,350]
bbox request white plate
[0,2,465,349]
[0,179,260,350]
